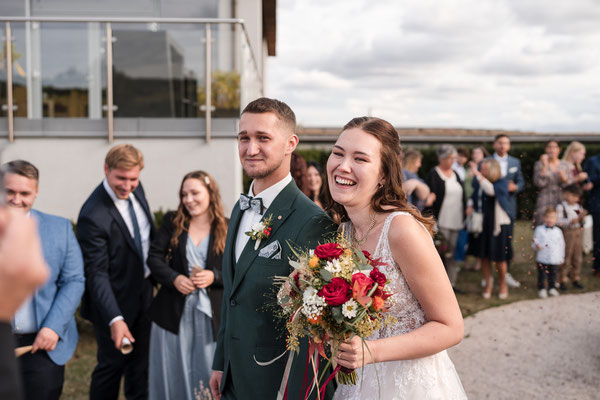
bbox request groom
[209,98,337,399]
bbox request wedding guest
[464,146,488,271]
[491,134,525,289]
[147,171,226,399]
[401,149,431,210]
[532,140,571,226]
[77,144,156,400]
[3,160,85,400]
[326,116,466,399]
[532,207,564,298]
[584,153,600,277]
[452,146,469,181]
[305,161,326,209]
[469,158,513,299]
[290,152,308,194]
[556,184,587,291]
[0,204,49,400]
[425,144,465,290]
[562,141,593,192]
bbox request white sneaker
[538,289,548,298]
[505,273,521,288]
[548,288,560,297]
[481,277,494,288]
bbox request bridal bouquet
[275,234,395,392]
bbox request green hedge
[298,142,600,221]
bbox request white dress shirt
[532,225,565,265]
[103,179,151,278]
[235,173,292,262]
[556,201,583,229]
[493,153,508,177]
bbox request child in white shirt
[532,207,565,298]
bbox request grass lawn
[61,221,599,399]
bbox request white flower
[309,249,315,257]
[342,299,358,319]
[251,221,265,232]
[301,287,326,320]
[325,259,342,275]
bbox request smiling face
[545,141,560,160]
[306,165,323,193]
[181,178,210,217]
[493,136,511,157]
[104,165,140,199]
[4,173,38,213]
[238,112,297,186]
[471,148,485,164]
[326,127,383,210]
[571,148,586,165]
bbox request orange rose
[371,296,385,311]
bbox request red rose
[369,268,387,286]
[318,277,351,306]
[351,273,374,291]
[314,243,344,260]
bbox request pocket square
[259,240,282,259]
[509,166,518,173]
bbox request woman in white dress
[325,117,467,399]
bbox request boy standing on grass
[532,207,565,298]
[556,184,587,291]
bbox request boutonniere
[246,214,274,250]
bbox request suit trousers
[560,227,583,283]
[90,279,152,400]
[16,333,64,400]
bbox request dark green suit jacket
[213,181,337,399]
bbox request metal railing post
[105,22,114,143]
[205,24,211,143]
[5,22,14,142]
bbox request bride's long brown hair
[171,171,228,254]
[324,117,435,236]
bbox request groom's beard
[243,158,285,180]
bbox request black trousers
[16,333,64,400]
[90,280,152,400]
[537,263,557,290]
[592,212,600,272]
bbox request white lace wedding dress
[333,212,467,400]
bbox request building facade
[0,0,276,218]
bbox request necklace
[352,212,377,246]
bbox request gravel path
[447,292,600,400]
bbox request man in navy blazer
[492,134,525,287]
[584,153,600,276]
[77,144,156,399]
[3,160,85,400]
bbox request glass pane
[210,24,240,118]
[112,23,207,118]
[0,22,27,117]
[40,22,101,118]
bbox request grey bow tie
[239,193,264,214]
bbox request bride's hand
[334,336,376,369]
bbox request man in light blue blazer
[492,134,525,288]
[3,160,85,400]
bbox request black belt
[14,332,37,347]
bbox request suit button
[230,299,237,307]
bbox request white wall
[0,137,242,221]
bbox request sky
[267,0,600,133]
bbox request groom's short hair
[242,97,296,134]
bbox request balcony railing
[0,17,263,142]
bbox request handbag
[466,211,483,234]
[466,188,484,234]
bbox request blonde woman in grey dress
[147,171,227,399]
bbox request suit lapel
[223,202,243,281]
[230,182,298,295]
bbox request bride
[326,117,467,399]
